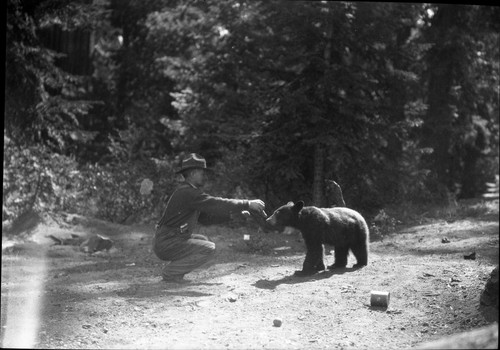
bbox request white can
[243,234,250,241]
[370,290,390,307]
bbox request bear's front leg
[294,244,325,277]
[313,244,326,271]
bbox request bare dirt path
[1,201,498,349]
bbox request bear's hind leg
[328,246,348,269]
[350,243,368,268]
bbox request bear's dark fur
[266,201,369,276]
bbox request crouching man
[153,153,266,283]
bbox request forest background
[4,0,499,228]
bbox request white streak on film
[2,254,47,348]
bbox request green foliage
[3,1,499,229]
[229,2,433,211]
[421,4,499,198]
[5,0,99,150]
[456,200,498,218]
[3,136,81,220]
[72,160,176,223]
[369,209,400,240]
[3,135,176,224]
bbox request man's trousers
[153,227,216,279]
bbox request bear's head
[266,201,304,228]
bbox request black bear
[266,201,369,276]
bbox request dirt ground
[1,200,499,349]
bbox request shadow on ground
[252,267,359,290]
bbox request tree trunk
[461,145,481,198]
[312,145,325,206]
[312,4,334,207]
[423,5,468,191]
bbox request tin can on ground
[243,234,250,241]
[370,290,390,307]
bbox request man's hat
[176,153,213,174]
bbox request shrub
[3,136,177,227]
[3,137,81,222]
[369,209,400,240]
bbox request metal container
[370,290,390,307]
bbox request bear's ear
[293,200,304,212]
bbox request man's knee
[191,234,210,241]
[189,238,215,251]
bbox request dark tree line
[4,0,499,223]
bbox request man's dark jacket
[153,182,249,259]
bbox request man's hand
[248,199,267,218]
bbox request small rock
[273,318,282,327]
[80,234,113,254]
[386,309,403,314]
[195,300,211,307]
[464,252,476,260]
[441,237,450,243]
[82,324,91,329]
[224,294,238,302]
